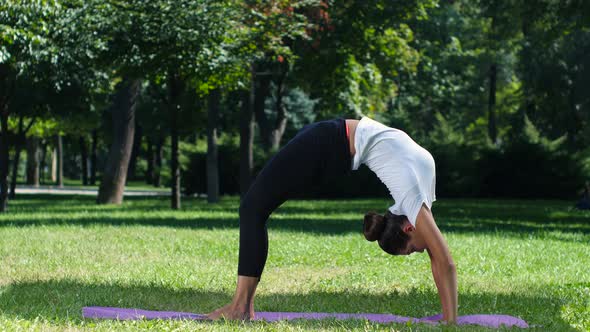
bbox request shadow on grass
[9,195,238,212]
[0,279,580,330]
[3,195,589,241]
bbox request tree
[54,133,63,187]
[239,74,255,196]
[478,0,522,144]
[289,0,437,127]
[8,115,36,198]
[135,80,169,187]
[239,1,322,152]
[79,135,89,185]
[0,1,61,211]
[222,1,326,197]
[26,137,41,186]
[90,129,98,185]
[127,122,142,181]
[96,79,140,203]
[207,88,221,203]
[516,0,590,150]
[69,0,244,207]
[168,73,182,208]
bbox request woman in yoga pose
[208,117,458,323]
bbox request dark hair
[363,211,409,255]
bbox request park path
[14,185,170,196]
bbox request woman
[208,117,458,323]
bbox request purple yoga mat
[82,306,528,328]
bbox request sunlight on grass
[0,195,588,331]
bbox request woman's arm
[415,205,458,323]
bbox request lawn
[30,179,171,192]
[0,195,588,331]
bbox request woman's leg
[208,133,321,320]
[208,119,349,320]
[237,135,322,278]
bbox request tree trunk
[145,136,153,184]
[97,78,140,204]
[169,73,182,209]
[270,69,288,150]
[154,136,163,187]
[55,134,63,188]
[10,117,34,197]
[127,123,142,181]
[51,148,57,182]
[207,88,220,203]
[253,65,273,151]
[240,72,255,197]
[90,129,98,185]
[567,84,578,148]
[39,141,48,183]
[9,145,23,198]
[9,116,25,199]
[79,136,89,185]
[39,141,47,184]
[9,143,22,198]
[488,63,497,143]
[26,136,40,187]
[0,64,12,211]
[0,110,9,212]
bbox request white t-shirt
[352,117,436,226]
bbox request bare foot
[207,303,255,321]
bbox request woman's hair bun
[363,212,386,242]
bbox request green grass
[0,195,588,331]
[18,178,169,192]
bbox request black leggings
[238,118,351,278]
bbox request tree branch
[24,118,36,134]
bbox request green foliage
[3,0,589,201]
[182,138,241,196]
[427,113,482,197]
[338,56,387,116]
[293,0,436,117]
[336,24,420,117]
[239,0,320,62]
[0,1,63,114]
[520,116,566,151]
[265,85,318,130]
[515,0,590,148]
[0,0,109,147]
[0,1,60,67]
[70,0,230,69]
[426,114,585,198]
